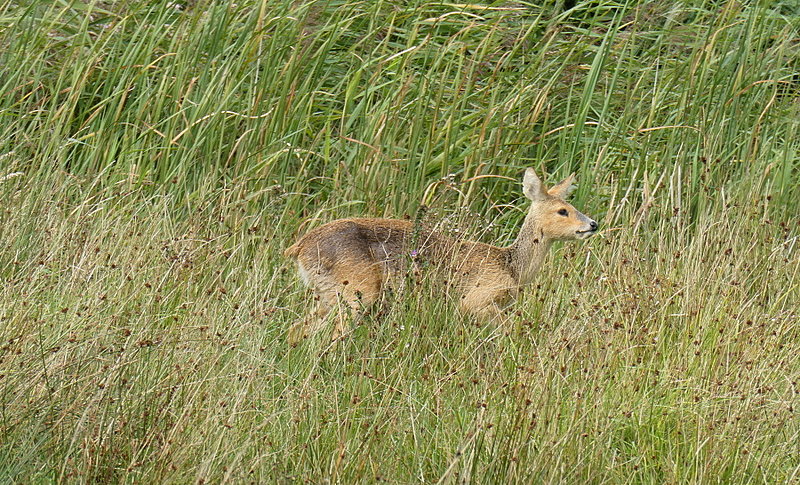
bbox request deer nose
[590,220,598,231]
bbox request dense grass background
[1,0,798,482]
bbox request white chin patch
[576,230,595,239]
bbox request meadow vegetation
[0,0,798,482]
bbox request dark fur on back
[287,218,411,273]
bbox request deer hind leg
[287,280,338,346]
[288,260,383,345]
[330,261,383,341]
[287,262,338,347]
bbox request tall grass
[1,0,798,482]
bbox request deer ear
[522,168,548,201]
[548,173,577,199]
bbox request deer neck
[507,213,552,287]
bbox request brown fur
[284,168,597,344]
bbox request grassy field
[1,0,799,482]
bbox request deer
[283,168,598,344]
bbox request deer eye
[557,209,568,216]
